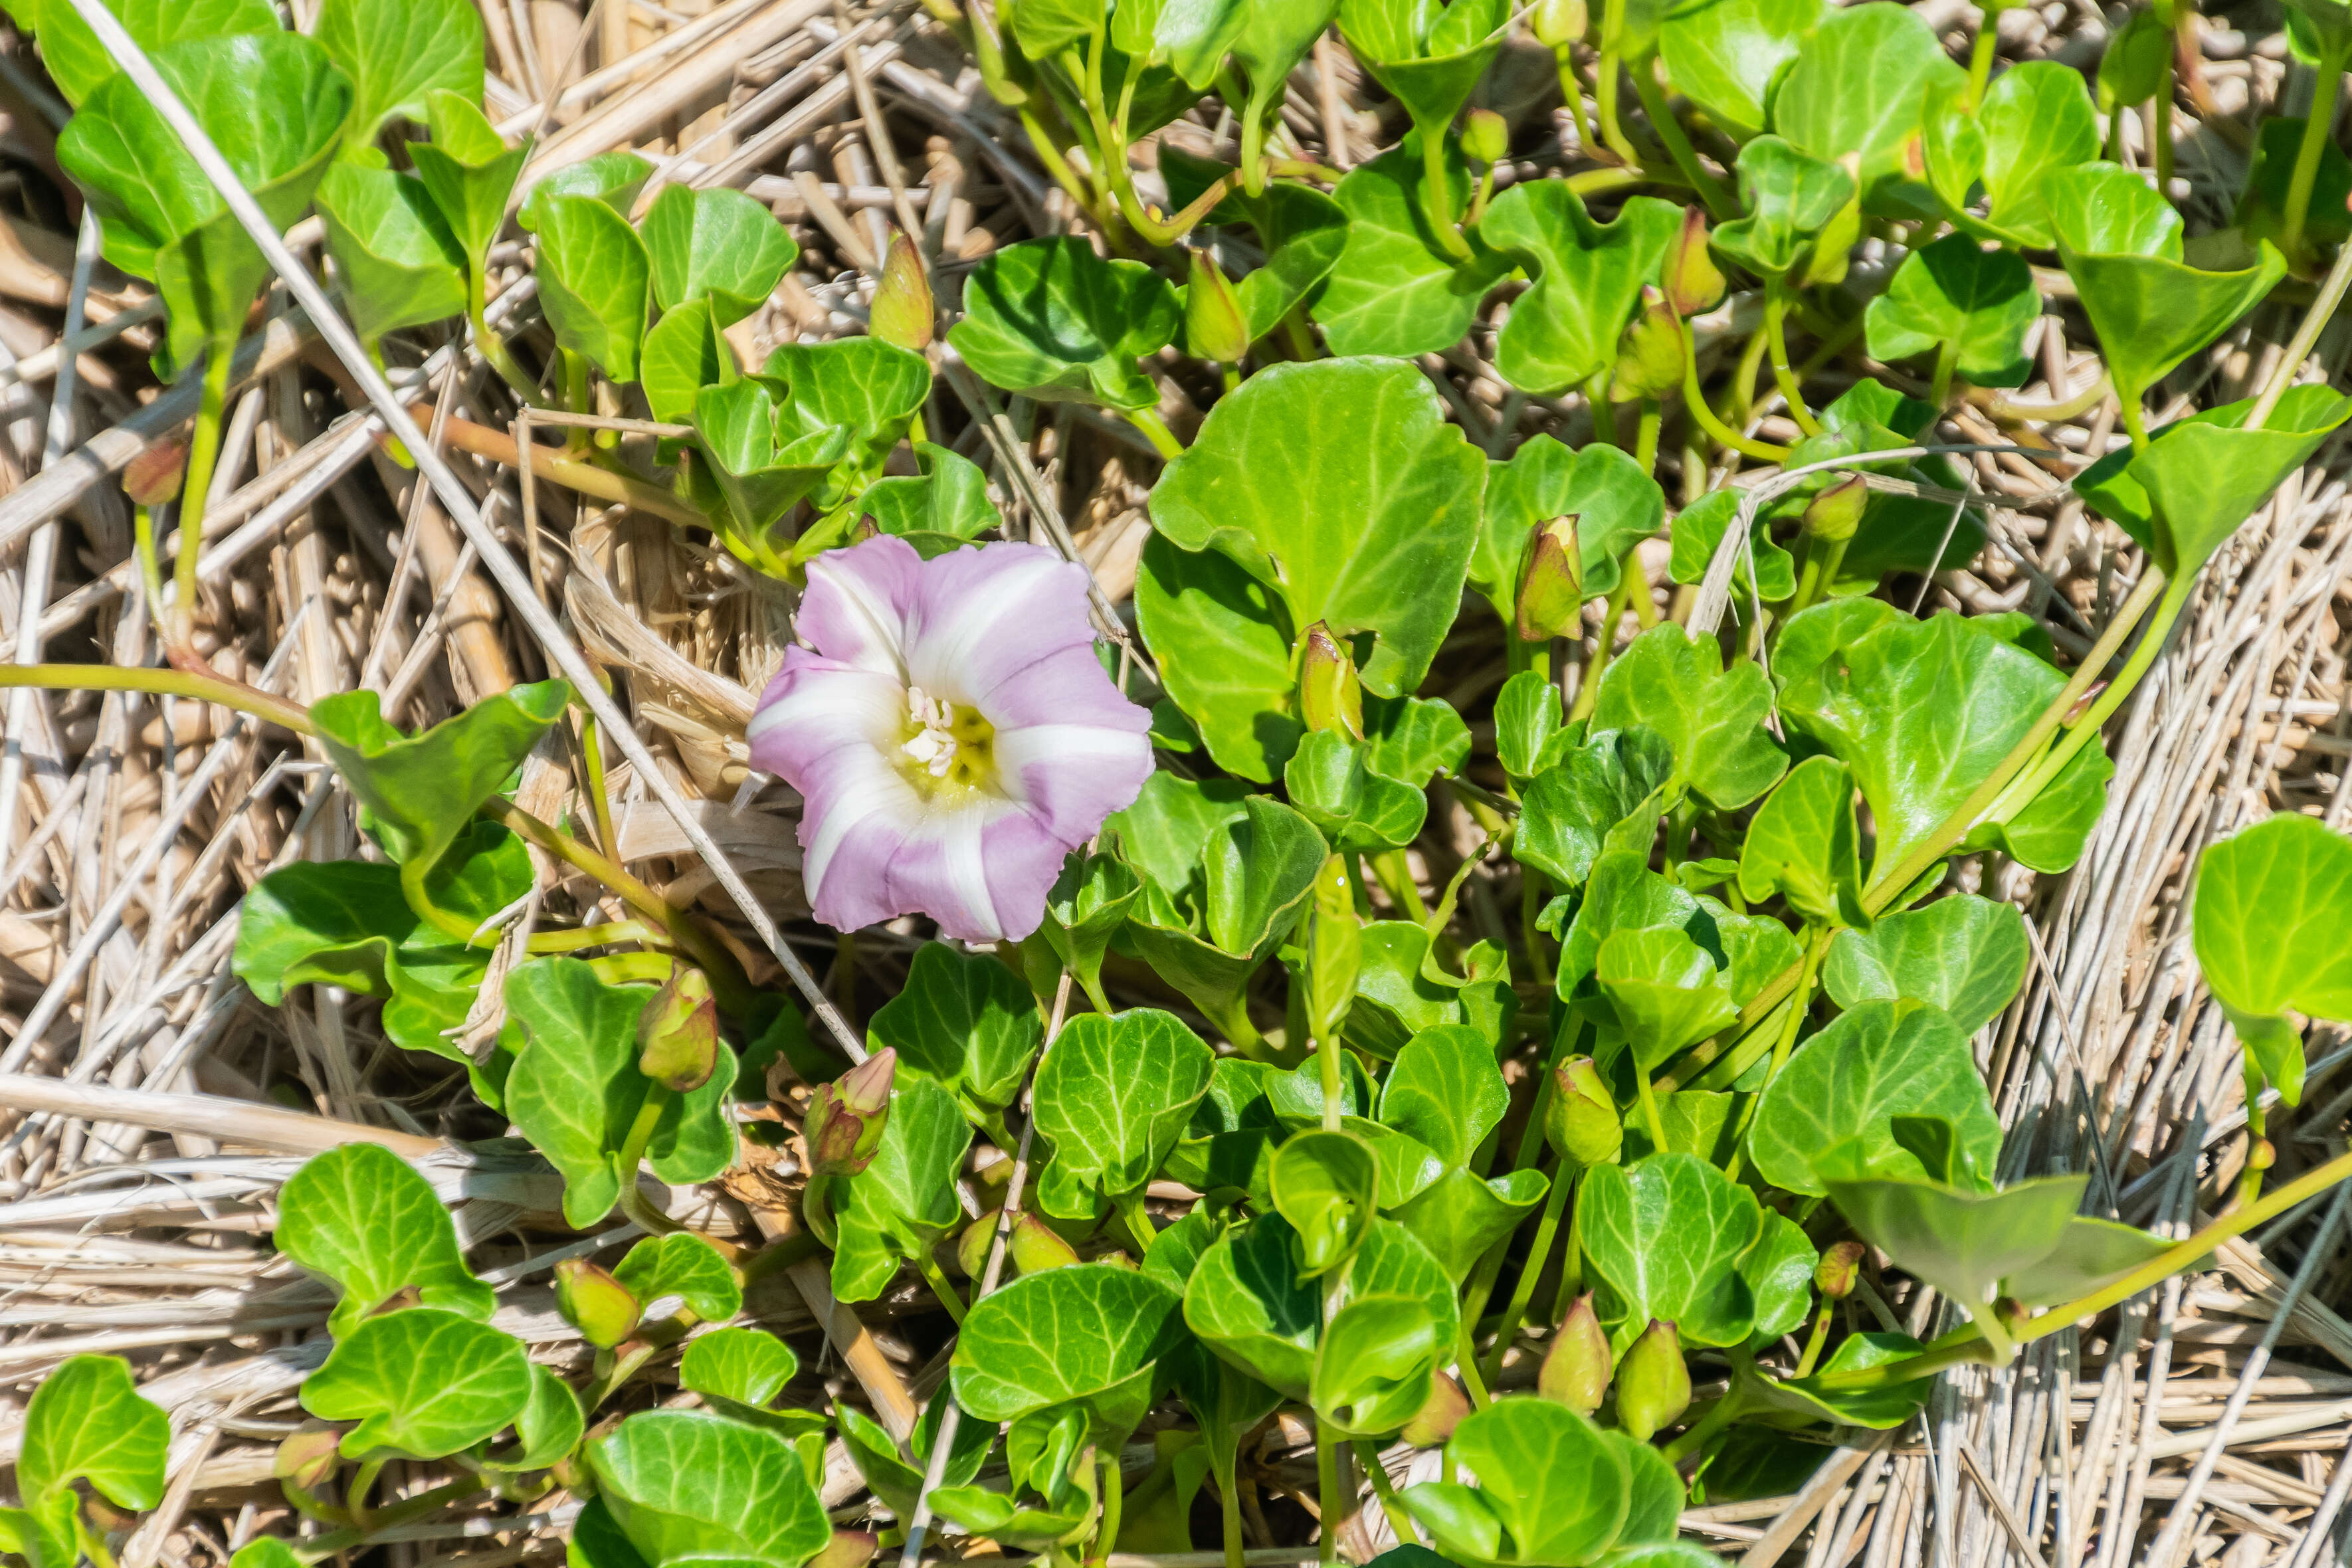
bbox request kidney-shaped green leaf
[18,1355,167,1511]
[1591,626,1785,810]
[589,1410,831,1568]
[642,184,797,326]
[1035,1009,1215,1209]
[1823,893,2027,1034]
[829,1074,973,1302]
[277,1141,494,1337]
[302,1308,534,1460]
[948,237,1179,409]
[1482,182,1680,395]
[2194,813,2352,1104]
[952,1264,1191,1444]
[314,0,482,147]
[868,941,1042,1114]
[1579,1152,1761,1349]
[1748,999,2001,1196]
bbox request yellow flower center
[900,684,998,796]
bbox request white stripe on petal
[803,756,922,914]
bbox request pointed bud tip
[637,965,720,1092]
[1184,248,1252,366]
[1515,515,1585,642]
[1615,1318,1692,1442]
[1299,621,1365,739]
[1538,1293,1613,1417]
[870,231,935,353]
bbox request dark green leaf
[1474,436,1666,619]
[868,941,1042,1114]
[862,442,1002,541]
[1591,626,1785,810]
[829,1076,972,1301]
[1185,1213,1321,1397]
[951,1264,1191,1444]
[1389,1165,1547,1278]
[1862,233,2036,387]
[1482,183,1680,394]
[2194,813,2352,1104]
[1379,1023,1508,1165]
[1284,730,1427,853]
[315,0,483,146]
[613,1232,742,1323]
[1744,1331,1934,1429]
[1313,141,1513,357]
[1034,1009,1215,1209]
[1516,727,1677,891]
[947,236,1178,409]
[589,1411,831,1568]
[1131,533,1300,782]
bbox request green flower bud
[1539,1292,1613,1416]
[1802,474,1868,543]
[1614,1319,1692,1441]
[1544,1057,1622,1168]
[1308,854,1363,1044]
[1400,1370,1471,1447]
[2097,7,2171,112]
[1185,248,1252,365]
[1515,514,1585,642]
[1531,0,1587,48]
[1664,207,1725,319]
[870,229,934,353]
[1299,621,1365,739]
[805,1048,896,1177]
[637,965,719,1092]
[810,1529,879,1568]
[274,1424,343,1492]
[1462,108,1510,167]
[1814,1239,1864,1300]
[1011,1212,1082,1274]
[1612,296,1684,403]
[555,1256,643,1349]
[957,1210,999,1280]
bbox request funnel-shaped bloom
[749,536,1152,942]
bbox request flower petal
[991,720,1153,842]
[902,541,1100,706]
[794,534,924,675]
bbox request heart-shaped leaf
[613,1232,742,1323]
[1130,537,1299,783]
[1482,183,1680,394]
[1108,773,1251,892]
[1345,928,1519,1057]
[766,337,933,494]
[314,0,483,147]
[410,90,530,278]
[2046,163,2286,416]
[316,163,468,350]
[862,441,1003,542]
[1185,1213,1322,1397]
[589,1411,831,1568]
[829,1075,972,1301]
[1668,488,1797,604]
[1404,1399,1636,1566]
[1823,893,2027,1034]
[1737,754,1865,928]
[639,298,737,426]
[1339,0,1510,136]
[1658,0,1825,139]
[1711,134,1853,282]
[1379,1024,1508,1165]
[1579,1152,1762,1349]
[952,1264,1191,1445]
[534,193,652,383]
[1474,437,1667,620]
[1034,1009,1215,1212]
[1591,626,1785,810]
[947,236,1178,409]
[641,184,797,327]
[58,33,351,373]
[1769,2,1963,207]
[302,1308,533,1459]
[2194,813,2352,1104]
[1862,233,2037,388]
[1597,926,1739,1070]
[1999,1217,2171,1307]
[1127,796,1327,1030]
[680,1327,798,1409]
[1822,1165,2088,1310]
[1313,139,1514,357]
[1284,730,1428,853]
[520,151,653,233]
[868,941,1042,1116]
[277,1142,494,1336]
[1390,1164,1548,1278]
[490,1365,585,1473]
[15,0,278,110]
[17,1355,167,1510]
[1747,998,2001,1196]
[502,957,737,1228]
[1494,672,1571,782]
[1516,728,1678,892]
[1364,693,1474,786]
[1919,61,2099,246]
[1272,1128,1381,1276]
[1557,852,1709,993]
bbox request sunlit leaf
[277,1141,494,1336]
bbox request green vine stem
[1478,1155,1574,1386]
[1963,6,2000,109]
[2282,49,2351,266]
[1677,317,1790,462]
[163,342,240,650]
[1125,406,1187,458]
[0,662,313,735]
[1627,62,1735,219]
[1313,1415,1343,1565]
[1762,283,1822,437]
[1419,124,1475,262]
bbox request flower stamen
[900,685,996,793]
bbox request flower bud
[869,230,934,353]
[1664,207,1725,319]
[1539,1293,1612,1416]
[1308,854,1363,1044]
[637,966,720,1092]
[1399,1370,1470,1446]
[1614,1319,1692,1441]
[1299,622,1364,739]
[1012,1212,1082,1274]
[1544,1057,1622,1168]
[1531,0,1586,48]
[1514,515,1585,642]
[124,436,189,508]
[2250,1137,2276,1172]
[555,1256,642,1349]
[1802,474,1868,543]
[1814,1239,1864,1301]
[1612,297,1684,402]
[1185,248,1252,365]
[274,1423,343,1492]
[957,1210,999,1280]
[811,1529,879,1568]
[1462,108,1509,167]
[804,1048,896,1177]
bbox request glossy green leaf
[1107,773,1251,892]
[503,957,736,1229]
[1919,61,2100,247]
[1407,1399,1632,1566]
[316,163,467,348]
[868,941,1042,1114]
[641,184,797,326]
[1557,852,1706,993]
[1363,694,1474,787]
[1228,0,1344,172]
[1284,730,1427,853]
[1748,998,2001,1196]
[1035,851,1141,1013]
[1474,437,1666,619]
[1711,134,1853,282]
[1482,183,1679,394]
[829,1075,971,1301]
[1863,233,2036,388]
[1494,671,1573,783]
[277,1141,494,1337]
[613,1232,742,1323]
[1149,357,1484,702]
[1743,1212,1820,1343]
[1339,0,1510,135]
[411,91,530,274]
[589,1411,831,1568]
[862,442,1003,541]
[59,33,351,373]
[2194,813,2352,1104]
[1035,1009,1215,1211]
[1311,1294,1447,1437]
[302,1308,532,1459]
[2046,163,2285,414]
[839,1399,993,1522]
[1769,2,1963,207]
[15,0,278,110]
[315,0,483,146]
[1737,754,1864,928]
[680,1327,797,1410]
[1579,1152,1761,1349]
[1822,893,2027,1034]
[639,298,735,426]
[1658,0,1825,139]
[534,193,652,383]
[952,1264,1191,1444]
[1668,488,1796,603]
[491,1365,585,1474]
[766,336,931,488]
[1745,1331,1935,1429]
[1591,626,1785,810]
[1344,926,1518,1058]
[2000,1217,2171,1307]
[1596,926,1738,1070]
[947,237,1177,409]
[18,1355,167,1510]
[1516,728,1676,892]
[1185,1213,1321,1397]
[1379,1024,1508,1165]
[1126,796,1325,1021]
[1272,1127,1380,1276]
[1130,536,1298,782]
[1821,1163,2087,1310]
[1314,140,1514,357]
[1390,1165,1547,1278]
[693,378,848,553]
[519,152,652,233]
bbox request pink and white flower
[748,536,1153,942]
